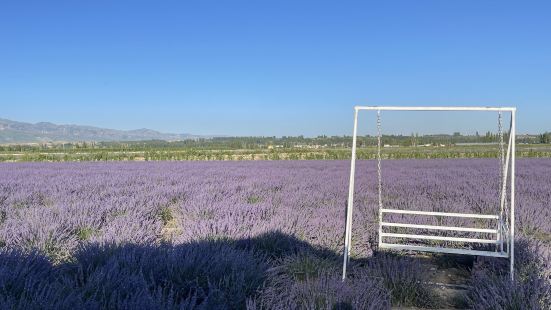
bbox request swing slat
[381,222,498,233]
[379,243,509,258]
[381,232,499,244]
[381,208,499,219]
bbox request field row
[1,144,551,162]
[0,159,550,308]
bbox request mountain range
[0,118,204,144]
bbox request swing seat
[378,208,509,258]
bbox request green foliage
[76,227,98,241]
[246,195,261,204]
[540,132,551,144]
[159,207,174,225]
[42,235,70,263]
[1,134,550,162]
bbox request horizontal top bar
[355,106,516,112]
[381,208,499,219]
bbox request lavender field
[1,159,550,309]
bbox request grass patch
[109,210,127,218]
[522,226,551,243]
[76,227,98,241]
[247,194,262,204]
[43,237,70,264]
[160,207,181,243]
[12,202,26,209]
[159,207,174,225]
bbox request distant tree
[484,131,493,142]
[410,133,417,146]
[540,132,551,144]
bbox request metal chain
[498,112,504,194]
[377,110,382,209]
[498,112,508,228]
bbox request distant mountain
[0,118,205,143]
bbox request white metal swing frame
[342,106,516,281]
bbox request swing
[342,106,516,281]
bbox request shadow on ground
[0,230,509,309]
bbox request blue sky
[1,1,550,136]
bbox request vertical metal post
[510,110,516,281]
[343,107,359,280]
